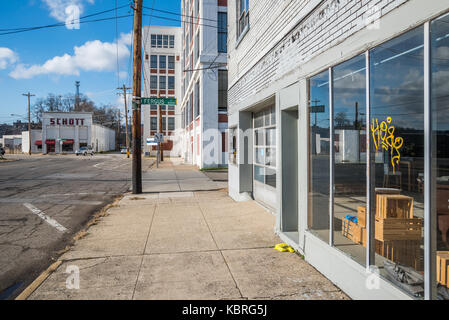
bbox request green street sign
[141,97,177,105]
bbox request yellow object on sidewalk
[274,243,295,253]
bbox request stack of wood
[374,194,422,270]
[437,251,449,288]
[342,194,423,271]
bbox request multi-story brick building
[228,0,449,300]
[180,0,228,168]
[142,25,183,156]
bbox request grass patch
[129,196,146,200]
[200,167,228,172]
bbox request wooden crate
[376,239,422,271]
[375,218,422,241]
[361,227,367,247]
[437,251,449,288]
[358,206,366,228]
[376,194,414,219]
[342,218,362,244]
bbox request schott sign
[49,118,87,126]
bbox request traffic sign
[154,133,164,142]
[141,97,177,105]
[146,138,158,146]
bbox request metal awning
[45,139,55,145]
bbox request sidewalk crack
[197,205,244,299]
[131,204,156,299]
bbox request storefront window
[308,70,330,242]
[333,54,367,265]
[306,12,449,299]
[432,13,449,299]
[370,26,425,295]
[253,106,277,189]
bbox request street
[0,154,151,299]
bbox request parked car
[75,146,94,156]
[120,147,127,154]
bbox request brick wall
[228,0,409,113]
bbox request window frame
[304,17,449,299]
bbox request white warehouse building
[22,112,115,154]
[142,25,183,157]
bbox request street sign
[154,133,164,142]
[311,105,325,113]
[146,138,158,146]
[141,97,177,105]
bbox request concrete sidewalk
[27,160,348,300]
[142,158,227,192]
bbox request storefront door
[253,106,277,210]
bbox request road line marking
[23,203,68,233]
[0,199,103,205]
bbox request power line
[0,7,220,37]
[142,13,219,29]
[0,14,134,36]
[0,4,130,33]
[142,5,217,23]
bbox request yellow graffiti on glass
[371,117,404,173]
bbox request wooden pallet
[342,218,362,244]
[437,251,449,288]
[376,194,413,219]
[375,217,422,241]
[358,206,366,228]
[376,239,422,271]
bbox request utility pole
[23,92,35,156]
[117,85,132,158]
[158,93,164,162]
[117,108,121,151]
[131,0,143,194]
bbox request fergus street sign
[141,97,177,105]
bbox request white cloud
[42,0,94,22]
[0,48,18,69]
[9,32,132,79]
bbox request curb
[15,260,62,300]
[14,195,124,300]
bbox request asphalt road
[0,153,152,299]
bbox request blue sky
[0,0,180,124]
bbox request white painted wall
[21,130,41,153]
[227,0,449,300]
[180,0,228,169]
[142,25,183,157]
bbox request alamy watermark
[65,5,80,30]
[65,265,80,289]
[365,265,381,291]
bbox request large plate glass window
[432,13,449,300]
[308,70,331,242]
[333,54,367,265]
[370,26,425,296]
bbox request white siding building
[179,0,228,168]
[22,112,115,154]
[142,25,183,157]
[227,0,449,300]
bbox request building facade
[0,134,22,154]
[180,0,228,168]
[142,25,183,157]
[22,112,115,154]
[228,0,449,300]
